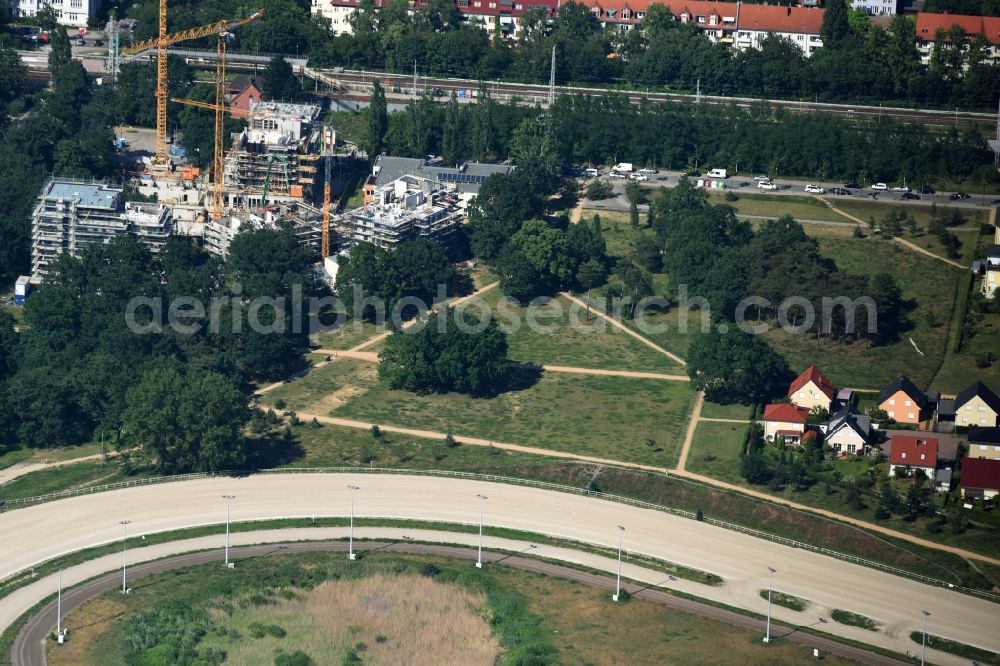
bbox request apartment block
[30,179,172,279]
[346,176,464,251]
[12,0,102,28]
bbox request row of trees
[0,227,316,472]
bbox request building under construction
[222,100,328,209]
[345,176,464,251]
[30,179,172,278]
[203,201,331,258]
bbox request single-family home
[888,435,938,478]
[877,375,929,425]
[959,457,1000,500]
[953,381,1000,429]
[763,403,810,444]
[787,364,835,413]
[226,76,262,119]
[967,427,1000,460]
[820,407,874,456]
[935,468,953,493]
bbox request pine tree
[366,80,388,163]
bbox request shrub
[695,509,704,521]
[275,650,314,666]
[831,609,878,631]
[444,432,458,448]
[724,191,738,202]
[759,589,807,611]
[375,634,388,644]
[265,624,287,638]
[585,180,614,200]
[248,622,266,638]
[615,589,632,602]
[419,563,442,577]
[310,417,321,428]
[274,399,286,410]
[371,424,382,438]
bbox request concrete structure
[915,12,1000,66]
[954,381,1000,429]
[762,403,810,444]
[820,407,874,456]
[30,179,172,278]
[223,100,326,209]
[347,176,464,251]
[311,0,368,35]
[787,364,835,413]
[877,374,930,425]
[203,202,326,258]
[983,243,999,299]
[967,427,1000,460]
[960,457,1000,500]
[364,156,515,204]
[888,435,938,477]
[11,0,102,28]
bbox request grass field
[834,199,982,230]
[0,448,32,471]
[686,422,748,484]
[49,551,859,666]
[264,358,377,415]
[933,310,1000,394]
[314,318,384,350]
[0,461,150,502]
[701,400,752,420]
[708,192,845,222]
[763,237,962,390]
[478,288,683,373]
[332,371,695,467]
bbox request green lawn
[932,311,1000,394]
[834,199,981,231]
[0,461,152,503]
[707,192,844,223]
[701,400,752,420]
[314,318,384,350]
[763,237,962,390]
[332,371,696,467]
[478,289,683,373]
[686,421,748,484]
[0,448,32,471]
[263,358,377,415]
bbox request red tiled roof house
[787,364,835,413]
[889,435,938,478]
[763,403,810,445]
[960,457,1000,500]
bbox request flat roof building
[203,202,329,258]
[364,156,514,203]
[348,176,464,251]
[31,179,172,279]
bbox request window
[908,412,915,419]
[904,400,912,407]
[966,405,973,411]
[799,391,805,398]
[889,399,896,406]
[963,416,969,423]
[980,445,988,451]
[888,411,895,418]
[920,453,926,460]
[979,405,987,412]
[901,452,907,459]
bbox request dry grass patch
[47,597,129,665]
[205,574,499,666]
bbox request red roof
[890,436,938,468]
[763,403,810,424]
[788,364,835,400]
[915,12,1000,46]
[960,457,1000,490]
[737,3,824,34]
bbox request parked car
[891,185,911,193]
[919,184,936,194]
[753,174,771,182]
[804,184,825,194]
[871,182,888,191]
[738,181,751,188]
[584,168,600,178]
[638,168,658,175]
[950,192,970,200]
[94,39,104,46]
[630,173,649,181]
[758,181,778,191]
[76,37,86,46]
[684,170,701,178]
[830,187,853,196]
[902,192,921,200]
[844,180,859,189]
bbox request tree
[378,307,508,395]
[441,92,461,166]
[576,258,607,315]
[0,45,27,106]
[629,198,640,228]
[335,242,403,321]
[505,219,575,296]
[122,366,249,473]
[868,272,904,344]
[585,180,614,200]
[820,0,852,49]
[261,55,302,101]
[741,453,773,484]
[48,27,72,73]
[365,80,389,161]
[687,327,790,404]
[393,237,456,304]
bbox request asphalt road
[583,169,994,211]
[1,474,997,665]
[13,539,911,666]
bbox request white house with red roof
[888,435,938,477]
[960,457,1000,500]
[787,365,835,413]
[762,403,810,444]
[915,12,1000,65]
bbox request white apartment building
[12,0,102,28]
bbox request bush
[443,432,458,448]
[275,650,314,666]
[724,191,738,202]
[695,509,704,521]
[371,424,382,438]
[265,624,287,638]
[615,588,632,601]
[975,352,995,368]
[274,399,287,410]
[951,271,974,353]
[310,417,321,428]
[585,179,614,200]
[830,609,878,631]
[375,634,388,643]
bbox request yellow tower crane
[121,7,264,168]
[322,125,334,259]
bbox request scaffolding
[345,176,464,251]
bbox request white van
[612,162,633,174]
[584,168,599,178]
[707,168,727,179]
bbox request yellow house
[968,427,1000,460]
[954,381,1000,429]
[787,365,835,412]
